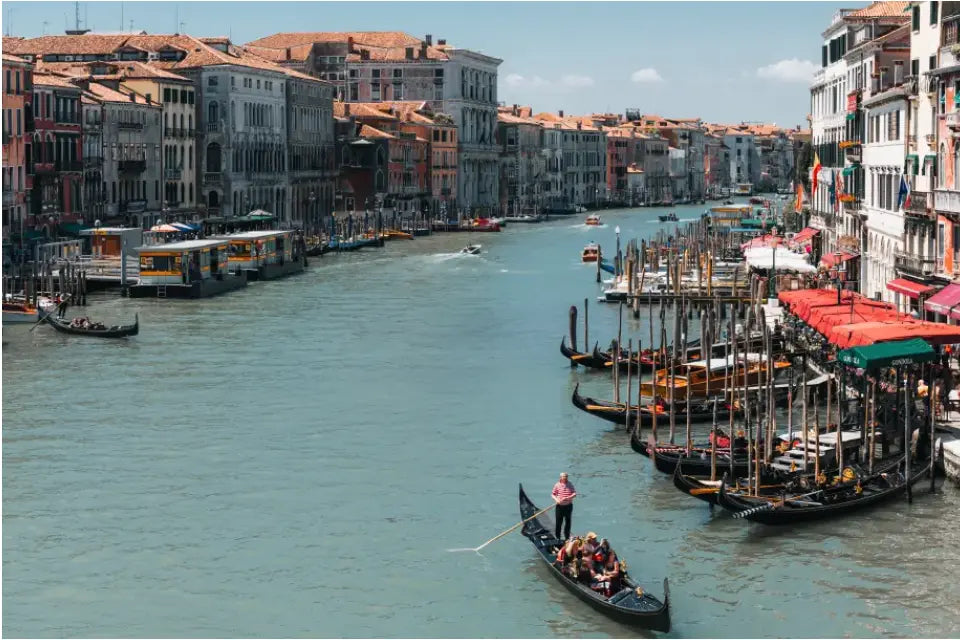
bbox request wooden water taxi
[129,239,248,299]
[2,297,39,324]
[217,230,305,281]
[585,214,603,226]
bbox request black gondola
[658,213,678,222]
[572,384,733,425]
[560,339,617,370]
[716,458,930,525]
[44,313,139,338]
[518,484,670,632]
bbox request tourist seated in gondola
[555,537,582,570]
[573,553,596,587]
[592,538,610,572]
[709,429,731,449]
[595,551,623,597]
[581,532,597,558]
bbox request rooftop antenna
[75,0,80,31]
[129,18,134,32]
[120,1,124,31]
[42,19,50,35]
[174,4,178,34]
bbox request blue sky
[5,1,850,126]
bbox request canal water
[4,203,959,638]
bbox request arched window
[208,101,219,125]
[207,191,220,208]
[188,183,193,203]
[206,142,222,172]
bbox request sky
[3,1,852,126]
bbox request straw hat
[586,532,597,541]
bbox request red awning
[924,283,960,317]
[820,252,858,268]
[886,278,935,299]
[790,227,820,245]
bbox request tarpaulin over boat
[886,278,935,299]
[837,338,937,369]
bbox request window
[932,1,939,23]
[912,5,920,31]
[208,76,218,87]
[822,45,828,68]
[930,55,937,72]
[232,76,236,88]
[372,69,380,79]
[187,91,194,105]
[349,84,358,101]
[912,58,920,77]
[888,110,900,141]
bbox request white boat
[460,244,482,256]
[581,243,600,263]
[504,214,543,223]
[941,436,960,485]
[585,214,602,226]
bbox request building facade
[31,73,82,233]
[2,53,34,247]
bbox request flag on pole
[811,152,822,194]
[898,174,911,210]
[795,182,804,213]
[834,170,844,212]
[828,169,836,208]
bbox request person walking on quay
[552,472,577,542]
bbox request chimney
[559,109,564,118]
[425,34,432,46]
[285,47,291,61]
[577,121,582,130]
[146,93,152,104]
[894,60,904,85]
[512,103,518,116]
[129,92,135,102]
[420,41,427,58]
[347,36,355,52]
[360,49,370,61]
[879,66,889,91]
[405,47,414,60]
[437,39,446,46]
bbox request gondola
[716,458,930,525]
[672,463,793,506]
[658,213,678,222]
[572,384,735,426]
[561,339,615,370]
[43,313,139,338]
[518,484,670,632]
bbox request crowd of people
[553,532,624,598]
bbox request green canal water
[3,205,959,638]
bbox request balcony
[894,251,937,277]
[165,168,182,180]
[55,161,82,172]
[207,122,220,132]
[34,161,55,174]
[204,171,221,185]
[905,190,933,218]
[118,121,143,131]
[935,188,960,215]
[119,159,146,173]
[121,199,147,214]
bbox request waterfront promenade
[3,205,959,638]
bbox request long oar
[30,299,66,333]
[447,502,557,553]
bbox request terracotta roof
[199,36,230,45]
[358,123,394,139]
[87,82,154,104]
[846,1,910,20]
[347,45,448,62]
[498,112,540,125]
[33,72,80,89]
[36,59,190,82]
[334,101,398,120]
[2,52,31,64]
[246,31,420,50]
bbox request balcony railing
[118,122,143,131]
[204,171,221,184]
[207,122,220,132]
[906,190,933,218]
[165,168,182,180]
[935,188,960,214]
[119,159,146,173]
[894,251,937,277]
[33,161,55,174]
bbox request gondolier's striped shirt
[552,481,576,505]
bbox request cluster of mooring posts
[564,207,948,526]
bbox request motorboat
[581,243,600,263]
[460,244,482,255]
[658,212,678,223]
[2,296,39,324]
[585,214,602,226]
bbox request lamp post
[308,190,316,234]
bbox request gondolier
[552,472,577,541]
